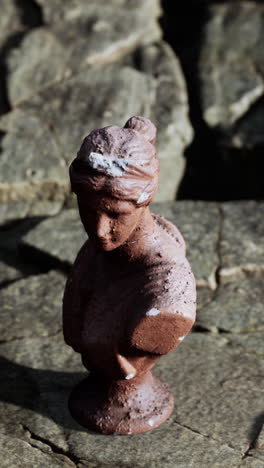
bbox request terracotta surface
[63,116,196,434]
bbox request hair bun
[124,116,157,145]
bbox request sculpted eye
[108,211,119,219]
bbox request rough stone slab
[0,261,22,285]
[0,271,65,341]
[197,276,264,333]
[225,99,264,149]
[0,0,23,47]
[219,202,264,282]
[240,458,264,468]
[164,333,264,454]
[22,209,86,265]
[0,109,69,204]
[199,3,264,148]
[0,433,75,468]
[16,40,192,202]
[249,423,264,462]
[0,334,249,467]
[227,331,264,358]
[196,286,214,312]
[1,330,263,462]
[0,335,84,450]
[36,0,160,28]
[0,201,63,225]
[137,42,193,200]
[152,201,220,288]
[69,422,240,468]
[7,0,161,105]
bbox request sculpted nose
[96,215,111,238]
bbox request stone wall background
[1,0,264,214]
[161,0,264,200]
[0,2,264,467]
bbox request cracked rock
[0,331,263,465]
[197,276,264,333]
[0,271,65,341]
[0,433,75,468]
[199,3,264,149]
[7,0,161,106]
[219,202,264,282]
[0,109,69,205]
[3,38,193,203]
[160,332,264,454]
[16,41,192,202]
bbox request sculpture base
[68,371,174,435]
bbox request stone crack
[173,419,238,452]
[21,424,79,468]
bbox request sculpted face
[77,192,144,251]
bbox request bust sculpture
[63,116,196,435]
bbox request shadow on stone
[0,0,43,115]
[160,0,264,201]
[0,355,87,432]
[0,216,60,280]
[0,32,25,115]
[248,411,264,450]
[14,0,43,29]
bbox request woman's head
[70,116,159,207]
[70,116,159,251]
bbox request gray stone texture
[22,209,86,265]
[0,1,23,47]
[0,200,63,225]
[0,271,65,341]
[0,332,263,467]
[1,39,193,206]
[7,0,161,105]
[197,275,264,333]
[199,2,264,148]
[0,433,75,468]
[0,0,263,464]
[0,109,69,204]
[0,261,22,285]
[19,41,192,201]
[137,43,193,201]
[0,199,264,466]
[219,202,264,282]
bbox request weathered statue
[63,116,196,435]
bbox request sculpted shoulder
[151,213,186,260]
[126,214,196,355]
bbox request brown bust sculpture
[63,116,196,435]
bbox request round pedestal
[68,371,174,435]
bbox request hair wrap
[70,116,159,206]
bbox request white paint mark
[178,336,185,341]
[148,419,154,426]
[125,373,135,380]
[146,308,160,317]
[88,152,129,177]
[137,192,149,204]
